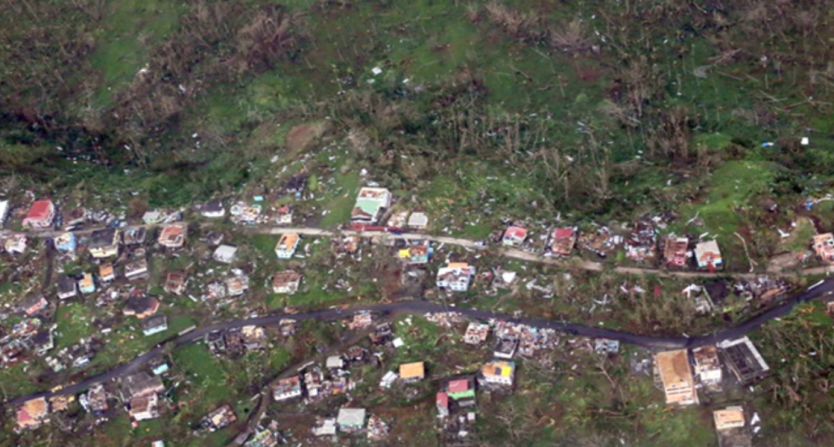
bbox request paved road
[8,278,834,408]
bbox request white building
[213,245,238,264]
[0,199,8,227]
[436,263,476,292]
[201,201,226,219]
[275,233,300,259]
[272,375,303,402]
[692,345,723,386]
[694,239,723,270]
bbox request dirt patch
[286,121,329,154]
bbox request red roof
[436,392,448,408]
[447,379,471,393]
[16,407,33,425]
[504,226,528,240]
[554,227,575,239]
[26,200,53,221]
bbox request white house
[212,245,238,264]
[201,201,225,218]
[275,233,300,259]
[436,263,476,292]
[142,316,168,336]
[0,199,8,227]
[272,375,303,402]
[692,345,723,386]
[694,239,723,270]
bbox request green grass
[676,158,777,268]
[784,218,815,253]
[320,169,360,228]
[0,363,42,398]
[89,0,187,110]
[55,303,96,348]
[696,159,775,232]
[173,344,232,411]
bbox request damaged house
[16,397,49,430]
[717,337,770,384]
[479,360,515,387]
[225,274,250,297]
[272,270,302,294]
[692,345,723,387]
[813,233,834,263]
[123,372,164,420]
[164,271,187,295]
[626,221,657,263]
[272,375,303,402]
[397,241,433,265]
[88,229,120,259]
[125,258,149,281]
[57,276,77,300]
[157,223,186,249]
[122,226,147,246]
[203,405,237,432]
[663,234,689,269]
[123,295,161,320]
[54,232,77,254]
[463,322,490,345]
[550,227,577,257]
[436,263,476,292]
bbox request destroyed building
[663,234,689,269]
[164,271,187,295]
[272,270,302,294]
[717,337,770,384]
[88,228,120,259]
[550,227,577,256]
[158,223,186,249]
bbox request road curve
[7,279,834,408]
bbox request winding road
[7,278,834,408]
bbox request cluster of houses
[655,337,770,445]
[0,184,823,444]
[497,219,726,271]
